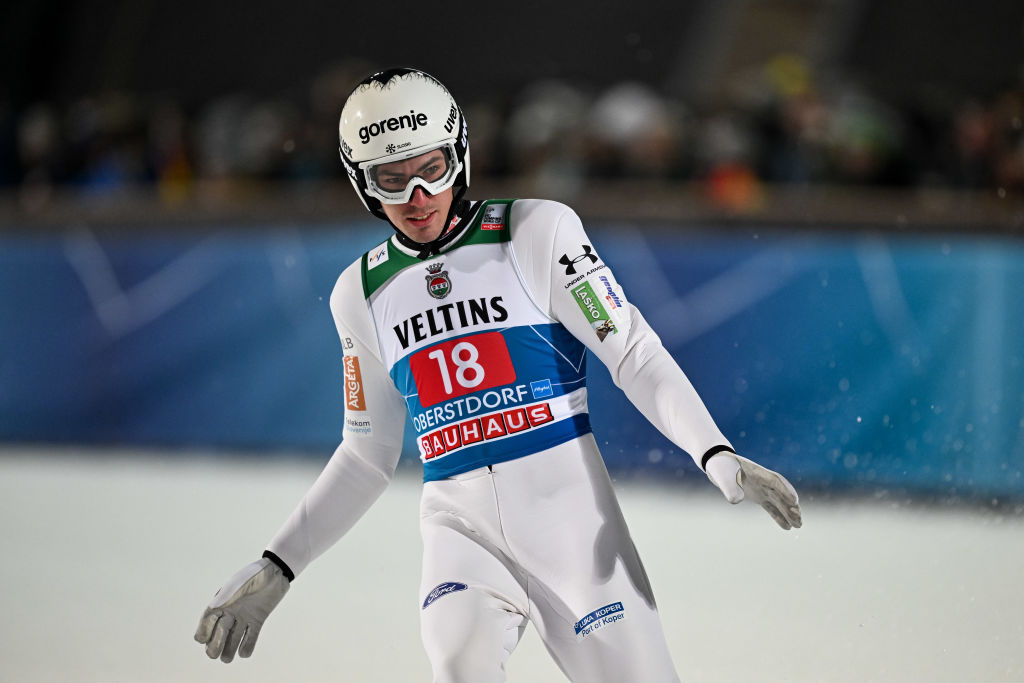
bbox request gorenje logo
[359,110,429,144]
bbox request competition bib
[361,200,591,480]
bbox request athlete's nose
[408,185,433,206]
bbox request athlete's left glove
[705,451,802,530]
[194,557,290,662]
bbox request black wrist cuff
[700,445,737,472]
[262,550,295,582]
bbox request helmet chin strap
[390,186,471,259]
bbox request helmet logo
[444,105,458,134]
[358,110,429,144]
[341,156,358,180]
[425,262,452,299]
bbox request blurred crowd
[2,56,1022,212]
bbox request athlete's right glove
[194,557,290,663]
[705,452,802,530]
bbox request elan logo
[359,110,429,144]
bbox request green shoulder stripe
[457,199,517,247]
[361,239,421,298]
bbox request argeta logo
[343,356,365,411]
[559,245,598,275]
[425,262,452,299]
[358,110,429,144]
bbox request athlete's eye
[379,175,408,190]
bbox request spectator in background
[586,81,688,180]
[694,111,763,211]
[15,103,62,210]
[757,55,831,185]
[0,100,18,187]
[948,100,994,189]
[824,86,906,186]
[990,87,1024,193]
[64,94,149,194]
[504,79,589,197]
[2,63,1022,208]
[147,100,193,202]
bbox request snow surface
[1,448,1022,682]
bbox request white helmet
[339,68,470,221]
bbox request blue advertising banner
[1,220,1021,498]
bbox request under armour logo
[559,245,599,275]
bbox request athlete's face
[378,155,455,243]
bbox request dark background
[5,0,1021,109]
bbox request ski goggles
[360,141,462,204]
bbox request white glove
[194,558,290,662]
[705,452,802,530]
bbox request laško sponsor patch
[418,400,555,461]
[422,581,468,609]
[571,281,617,341]
[573,602,626,640]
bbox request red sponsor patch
[502,408,530,433]
[420,434,436,459]
[429,432,446,457]
[482,414,507,439]
[418,402,556,461]
[460,419,483,445]
[441,424,462,450]
[481,204,506,230]
[410,332,516,407]
[527,403,553,426]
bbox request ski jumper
[267,198,733,682]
